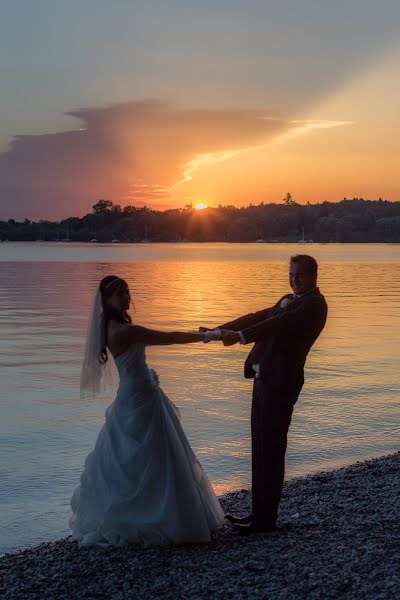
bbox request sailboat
[140,224,149,243]
[89,229,98,243]
[297,227,311,243]
[61,223,71,242]
[297,228,306,243]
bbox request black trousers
[251,378,298,526]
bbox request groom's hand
[221,330,240,346]
[203,330,222,342]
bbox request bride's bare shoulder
[107,320,132,340]
[106,321,135,358]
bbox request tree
[122,205,138,216]
[3,198,400,243]
[282,192,296,206]
[92,199,114,214]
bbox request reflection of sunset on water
[1,243,400,553]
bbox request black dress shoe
[225,513,253,525]
[233,522,277,536]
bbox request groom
[202,255,327,534]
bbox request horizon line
[2,196,399,224]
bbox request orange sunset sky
[0,1,399,220]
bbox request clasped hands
[199,327,240,346]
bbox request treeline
[1,197,400,243]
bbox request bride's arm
[117,324,205,346]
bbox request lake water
[0,242,399,555]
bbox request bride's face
[107,284,131,313]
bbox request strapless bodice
[114,343,154,385]
[114,343,147,374]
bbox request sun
[194,203,208,210]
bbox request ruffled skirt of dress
[70,376,225,547]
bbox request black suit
[219,287,327,527]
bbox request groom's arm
[240,295,327,344]
[216,300,282,331]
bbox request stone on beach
[1,452,399,599]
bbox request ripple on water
[0,244,399,554]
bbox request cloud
[271,119,354,147]
[0,100,305,220]
[174,119,353,187]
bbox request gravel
[1,452,399,599]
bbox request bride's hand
[199,326,212,343]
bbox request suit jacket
[218,288,328,391]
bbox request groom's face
[289,262,316,295]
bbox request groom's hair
[290,254,318,275]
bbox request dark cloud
[0,100,296,220]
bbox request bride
[70,275,225,546]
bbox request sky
[0,0,399,220]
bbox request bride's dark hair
[99,275,132,364]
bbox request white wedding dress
[70,343,225,546]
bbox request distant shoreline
[1,452,398,598]
[2,198,400,244]
[1,240,400,245]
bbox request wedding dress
[70,342,225,546]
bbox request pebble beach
[1,452,398,599]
